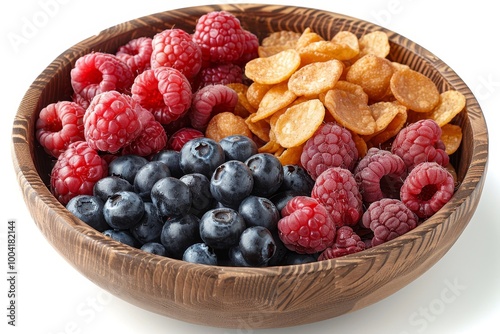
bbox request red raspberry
[70,52,134,103]
[277,196,336,254]
[83,91,143,153]
[317,226,365,260]
[189,84,238,131]
[311,167,363,228]
[300,122,358,180]
[362,198,418,247]
[234,29,259,66]
[167,127,204,151]
[116,37,153,75]
[35,101,86,158]
[131,66,192,125]
[192,11,246,65]
[197,63,243,88]
[71,93,90,110]
[391,119,449,171]
[354,147,407,204]
[50,140,108,205]
[150,28,202,79]
[400,161,455,219]
[121,119,167,157]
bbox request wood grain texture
[11,4,488,328]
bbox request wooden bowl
[11,3,488,329]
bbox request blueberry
[130,202,164,244]
[103,229,139,248]
[151,149,183,178]
[108,154,148,184]
[140,242,167,256]
[199,208,246,249]
[133,161,171,201]
[66,195,108,232]
[279,164,315,195]
[238,226,276,266]
[180,173,215,217]
[269,190,299,212]
[93,176,133,202]
[238,196,280,231]
[210,160,254,208]
[267,230,288,266]
[219,135,258,162]
[228,246,252,267]
[183,243,218,265]
[179,137,225,177]
[283,253,317,265]
[150,177,192,218]
[103,191,145,230]
[245,153,284,197]
[160,214,202,259]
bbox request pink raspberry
[36,101,86,158]
[131,66,192,125]
[167,127,204,151]
[196,63,243,88]
[234,29,259,66]
[116,36,153,75]
[391,119,449,171]
[50,140,108,205]
[121,119,167,157]
[277,196,336,254]
[71,93,90,110]
[317,226,365,260]
[354,147,407,204]
[400,161,455,219]
[83,91,143,153]
[192,11,246,65]
[150,28,202,79]
[189,84,238,131]
[311,167,363,228]
[70,52,134,103]
[362,198,418,247]
[300,122,358,180]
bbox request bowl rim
[10,2,489,322]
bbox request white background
[2,1,499,333]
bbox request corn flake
[274,99,325,148]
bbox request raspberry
[167,127,204,151]
[83,91,143,153]
[300,122,358,180]
[50,141,108,205]
[150,28,202,79]
[391,119,449,171]
[121,119,167,157]
[234,29,259,66]
[116,37,153,75]
[192,11,246,65]
[311,167,363,228]
[35,101,86,158]
[189,84,238,131]
[277,196,336,254]
[197,63,243,88]
[400,161,455,219]
[70,52,134,103]
[71,93,90,110]
[354,147,407,204]
[317,226,365,260]
[361,198,418,247]
[131,66,192,125]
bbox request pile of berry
[36,11,458,267]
